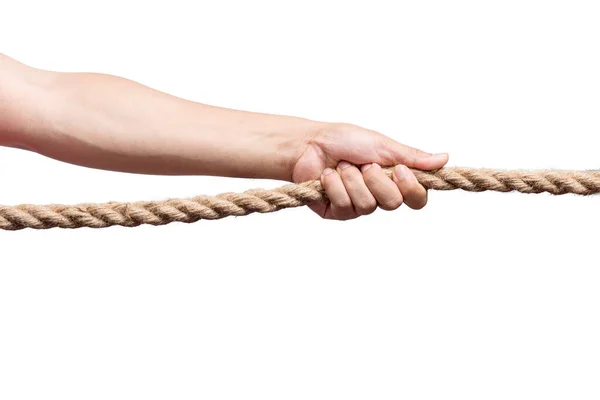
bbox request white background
[1,1,600,399]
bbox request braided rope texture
[2,167,599,230]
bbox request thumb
[378,134,449,171]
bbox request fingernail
[431,153,448,160]
[338,161,352,170]
[323,168,334,176]
[361,163,373,172]
[394,165,407,181]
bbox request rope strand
[2,167,599,230]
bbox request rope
[1,166,599,230]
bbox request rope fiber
[2,166,599,230]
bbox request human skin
[0,53,448,220]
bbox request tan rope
[1,166,599,230]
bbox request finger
[377,134,449,171]
[392,164,428,210]
[321,167,357,220]
[361,163,403,211]
[337,161,377,216]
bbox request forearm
[0,55,317,181]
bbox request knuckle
[380,194,403,210]
[355,197,377,215]
[405,147,427,167]
[411,147,428,157]
[334,198,353,210]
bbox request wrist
[225,111,323,181]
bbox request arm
[0,53,313,180]
[0,53,448,219]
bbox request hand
[0,52,449,195]
[291,123,448,220]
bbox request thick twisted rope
[1,167,599,230]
